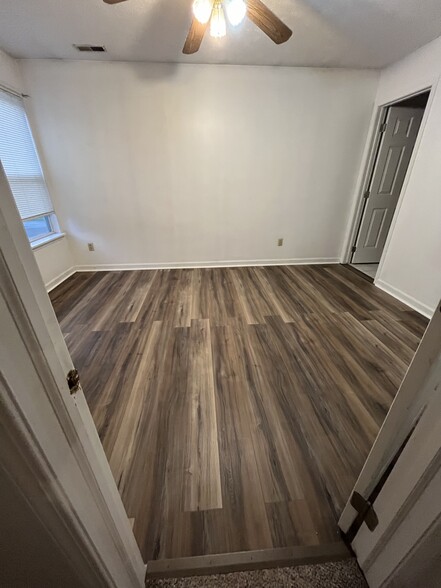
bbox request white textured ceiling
[0,0,441,68]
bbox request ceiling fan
[103,0,292,55]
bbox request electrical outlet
[278,238,284,247]
[88,242,95,252]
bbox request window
[23,215,54,242]
[0,89,60,245]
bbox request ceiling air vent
[73,45,107,53]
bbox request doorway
[349,90,430,281]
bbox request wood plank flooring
[49,265,428,562]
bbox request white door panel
[353,106,424,264]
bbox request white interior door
[352,106,424,264]
[0,164,145,587]
[339,303,441,587]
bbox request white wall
[35,239,75,291]
[21,60,378,268]
[33,238,75,291]
[0,49,74,289]
[373,36,441,316]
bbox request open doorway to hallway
[350,90,430,282]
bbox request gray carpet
[146,559,368,587]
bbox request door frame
[341,86,434,274]
[0,165,145,587]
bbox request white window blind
[0,89,54,220]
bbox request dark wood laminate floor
[50,265,428,562]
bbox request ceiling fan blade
[103,0,128,4]
[246,0,292,44]
[183,17,209,54]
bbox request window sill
[31,232,66,251]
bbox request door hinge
[67,368,81,394]
[363,190,370,200]
[351,245,357,253]
[379,122,387,133]
[350,491,379,531]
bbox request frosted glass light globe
[226,0,246,26]
[192,0,213,24]
[210,3,227,37]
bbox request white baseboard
[375,279,433,318]
[45,267,76,292]
[74,257,340,272]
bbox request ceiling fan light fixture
[225,0,247,26]
[192,0,213,24]
[210,2,227,38]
